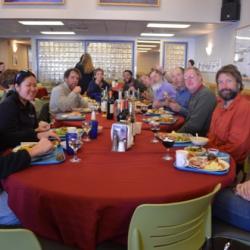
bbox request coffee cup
[207,148,219,156]
[176,150,188,167]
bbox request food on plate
[188,156,229,171]
[13,141,59,153]
[143,115,175,124]
[157,132,191,142]
[184,146,206,156]
[55,127,83,137]
[146,108,171,115]
[190,136,209,146]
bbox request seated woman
[0,138,53,225]
[87,68,110,102]
[0,70,59,150]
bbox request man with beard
[208,64,250,165]
[210,65,250,233]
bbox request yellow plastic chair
[0,228,41,250]
[128,184,221,250]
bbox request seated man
[87,68,110,103]
[177,67,216,136]
[50,68,87,114]
[164,67,191,117]
[122,70,146,94]
[213,179,250,232]
[0,138,53,225]
[208,64,250,165]
[140,74,154,102]
[149,69,176,108]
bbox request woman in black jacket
[0,70,59,150]
[75,53,94,94]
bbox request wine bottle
[117,100,127,122]
[101,88,107,114]
[107,91,114,120]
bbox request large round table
[3,114,235,250]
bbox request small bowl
[191,136,209,146]
[207,148,219,156]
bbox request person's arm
[0,138,53,179]
[0,150,31,179]
[178,91,216,134]
[0,102,38,148]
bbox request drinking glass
[82,121,92,142]
[150,121,160,143]
[69,136,81,163]
[161,138,175,161]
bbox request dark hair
[123,70,133,77]
[64,68,81,79]
[149,68,164,77]
[0,69,18,89]
[188,59,195,66]
[15,70,36,86]
[94,68,104,76]
[216,64,243,91]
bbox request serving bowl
[190,136,209,146]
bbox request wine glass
[161,137,175,161]
[82,121,92,142]
[150,121,160,143]
[69,136,81,163]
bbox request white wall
[194,0,250,83]
[0,0,222,23]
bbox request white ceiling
[0,19,232,38]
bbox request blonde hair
[80,53,94,74]
[185,67,203,82]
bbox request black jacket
[0,91,38,150]
[75,62,94,94]
[0,150,31,180]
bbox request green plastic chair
[128,183,221,250]
[0,228,41,250]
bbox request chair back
[0,228,41,250]
[128,184,221,250]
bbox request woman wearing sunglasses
[0,70,59,150]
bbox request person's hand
[28,138,53,158]
[37,130,61,141]
[236,180,250,201]
[153,101,163,109]
[73,86,82,94]
[36,121,50,132]
[169,102,181,112]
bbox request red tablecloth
[3,118,235,250]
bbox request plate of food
[184,146,206,156]
[13,141,59,157]
[55,112,85,121]
[143,115,177,125]
[54,127,83,139]
[188,156,229,172]
[72,107,91,113]
[157,132,191,143]
[145,108,173,116]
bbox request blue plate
[31,146,65,166]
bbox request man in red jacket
[208,64,250,165]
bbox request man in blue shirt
[168,67,191,117]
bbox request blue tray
[174,152,230,176]
[31,146,65,166]
[173,142,193,147]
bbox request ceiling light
[137,45,157,48]
[19,21,64,26]
[236,36,250,40]
[140,33,174,37]
[138,50,148,53]
[40,31,75,35]
[147,23,190,29]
